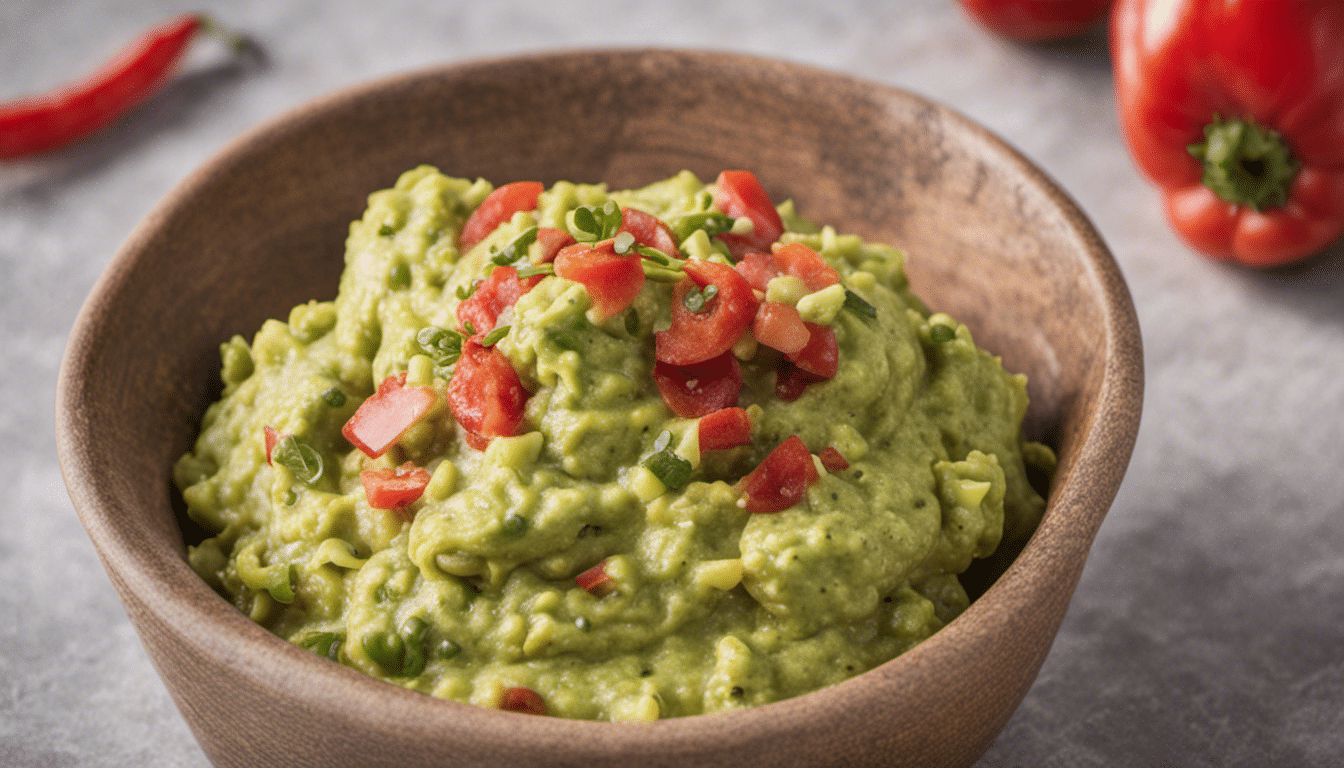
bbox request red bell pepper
[1112,0,1344,266]
[958,0,1112,42]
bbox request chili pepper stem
[1187,115,1299,211]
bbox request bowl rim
[56,46,1143,757]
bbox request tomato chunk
[342,373,439,459]
[446,341,528,449]
[752,301,810,355]
[619,207,680,257]
[500,686,548,716]
[774,361,814,402]
[459,181,544,252]
[456,265,542,340]
[698,407,752,451]
[711,170,784,256]
[533,227,576,264]
[788,323,838,379]
[553,239,645,321]
[653,351,743,418]
[735,243,840,293]
[263,425,280,464]
[737,435,819,514]
[360,463,432,510]
[654,259,758,366]
[575,560,617,597]
[818,447,850,473]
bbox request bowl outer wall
[55,49,1142,768]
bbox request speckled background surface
[4,1,1343,766]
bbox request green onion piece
[612,231,636,254]
[575,616,593,632]
[417,325,464,366]
[265,564,298,604]
[435,638,463,660]
[320,386,347,408]
[388,263,411,290]
[490,225,539,266]
[462,320,477,337]
[273,435,323,485]
[456,281,479,301]
[501,514,528,537]
[480,325,510,347]
[515,263,555,279]
[362,631,405,675]
[641,262,686,282]
[683,284,719,313]
[624,310,640,337]
[299,631,344,661]
[670,211,735,242]
[400,617,430,678]
[378,224,395,237]
[644,448,692,491]
[283,489,298,507]
[842,288,877,320]
[929,324,956,343]
[635,245,671,265]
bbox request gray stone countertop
[3,1,1342,766]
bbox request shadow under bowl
[57,49,1142,768]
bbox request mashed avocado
[174,167,1051,720]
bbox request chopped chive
[575,616,593,632]
[636,245,670,265]
[378,224,396,237]
[435,637,462,660]
[842,288,877,320]
[417,325,464,367]
[480,325,510,347]
[624,310,640,336]
[683,284,719,313]
[299,631,344,661]
[284,489,298,506]
[272,435,323,485]
[456,281,479,301]
[644,448,692,491]
[320,386,347,408]
[641,262,686,282]
[516,263,555,279]
[362,631,405,675]
[670,211,735,242]
[929,324,956,343]
[388,262,411,290]
[491,226,539,266]
[462,320,477,337]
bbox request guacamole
[174,167,1050,721]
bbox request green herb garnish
[624,310,640,337]
[670,211,735,242]
[571,201,623,242]
[612,231,637,254]
[635,245,671,265]
[516,263,555,279]
[456,281,479,301]
[842,288,877,320]
[272,435,323,485]
[265,564,298,604]
[400,617,431,678]
[362,631,406,675]
[683,284,719,313]
[501,514,528,537]
[435,638,463,660]
[545,327,583,351]
[378,224,396,237]
[490,225,539,266]
[283,489,298,507]
[299,631,344,661]
[417,325,464,367]
[388,262,411,290]
[320,386,347,408]
[480,325,510,347]
[644,432,692,490]
[575,617,593,632]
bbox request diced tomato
[752,301,810,355]
[456,265,541,340]
[342,373,439,459]
[711,170,785,256]
[446,341,528,449]
[619,207,680,257]
[737,435,819,514]
[654,259,758,366]
[263,426,280,464]
[575,560,617,597]
[774,360,816,402]
[652,351,743,418]
[698,407,752,451]
[818,447,850,473]
[360,463,432,510]
[500,686,548,716]
[735,243,840,293]
[533,227,576,264]
[552,239,645,321]
[788,323,838,379]
[459,181,545,252]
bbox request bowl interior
[57,50,1141,768]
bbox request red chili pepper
[0,14,212,158]
[958,0,1113,42]
[1112,0,1344,266]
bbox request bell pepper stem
[1187,115,1299,211]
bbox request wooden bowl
[56,50,1142,768]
